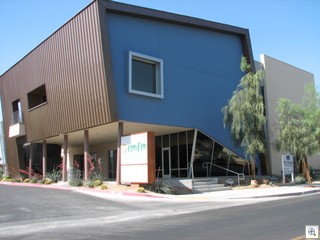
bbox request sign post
[282,154,294,184]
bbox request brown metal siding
[0,1,116,144]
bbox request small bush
[30,178,38,183]
[137,187,146,193]
[69,179,83,187]
[144,182,174,195]
[46,168,61,183]
[44,179,53,185]
[23,178,31,183]
[13,177,22,183]
[295,175,306,184]
[93,179,103,187]
[100,184,108,190]
[1,176,13,182]
[84,180,95,188]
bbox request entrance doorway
[162,147,171,178]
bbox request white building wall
[260,54,319,175]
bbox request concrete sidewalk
[176,183,320,201]
[81,182,320,201]
[1,181,320,201]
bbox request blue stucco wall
[106,13,245,156]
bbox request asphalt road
[0,184,319,239]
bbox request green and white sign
[120,132,155,184]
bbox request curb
[0,181,72,191]
[0,181,169,199]
[2,181,320,200]
[242,188,320,199]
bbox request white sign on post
[282,154,294,183]
[120,132,155,184]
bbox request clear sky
[0,0,319,89]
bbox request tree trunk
[251,158,256,180]
[302,158,312,187]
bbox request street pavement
[1,181,320,240]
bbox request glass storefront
[155,130,194,179]
[107,129,249,181]
[155,130,249,179]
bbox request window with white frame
[129,51,163,98]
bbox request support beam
[188,129,198,179]
[116,122,123,184]
[84,130,89,181]
[62,135,68,182]
[28,144,33,178]
[42,140,47,180]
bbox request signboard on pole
[282,154,294,183]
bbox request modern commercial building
[257,54,318,175]
[0,1,316,189]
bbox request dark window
[170,133,178,169]
[129,52,163,98]
[108,150,117,179]
[155,136,162,178]
[179,131,188,169]
[132,59,156,94]
[11,99,23,124]
[27,84,47,110]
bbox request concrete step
[193,177,218,184]
[193,184,231,193]
[192,178,231,193]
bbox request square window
[129,51,163,98]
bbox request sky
[0,0,319,89]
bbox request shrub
[84,180,95,188]
[100,184,108,190]
[2,176,13,182]
[93,179,103,187]
[29,178,37,183]
[46,168,61,183]
[23,178,31,183]
[295,175,306,184]
[44,179,53,185]
[137,187,146,193]
[144,182,174,195]
[69,178,83,187]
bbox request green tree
[275,84,320,186]
[222,56,266,179]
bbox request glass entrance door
[162,147,171,178]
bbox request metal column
[62,135,68,182]
[116,122,123,184]
[42,140,47,180]
[84,130,89,181]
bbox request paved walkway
[1,181,320,201]
[178,183,320,201]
